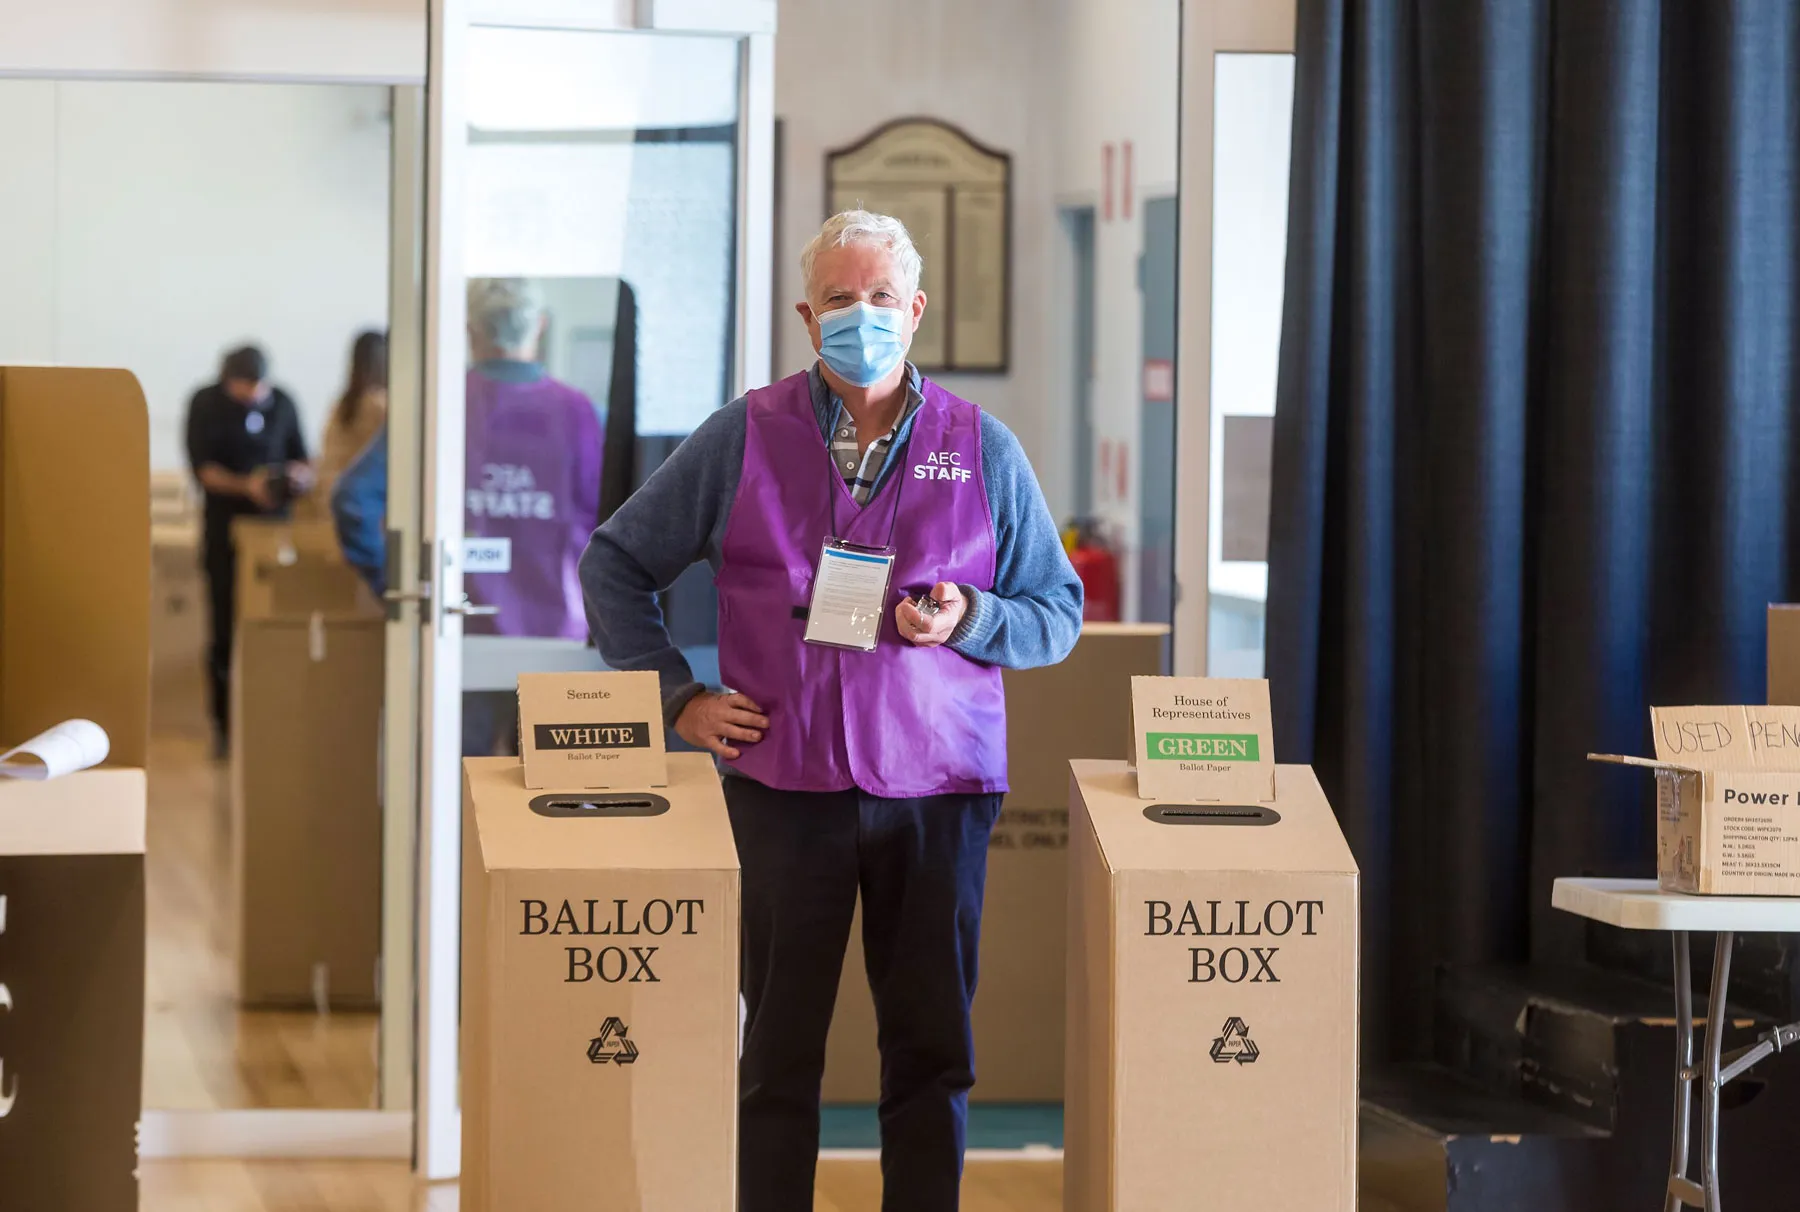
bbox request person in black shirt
[184,345,314,756]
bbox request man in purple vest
[464,278,605,753]
[581,212,1082,1209]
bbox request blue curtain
[1268,0,1800,1057]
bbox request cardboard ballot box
[822,623,1168,1103]
[233,517,375,621]
[1065,761,1358,1212]
[231,612,383,1006]
[462,753,740,1212]
[1593,705,1800,896]
[0,769,146,1212]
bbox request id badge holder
[803,539,896,652]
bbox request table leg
[1701,931,1734,1212]
[1666,931,1694,1212]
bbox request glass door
[412,0,774,1177]
[1175,0,1296,674]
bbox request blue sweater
[331,426,388,596]
[580,366,1084,724]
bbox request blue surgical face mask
[815,302,909,387]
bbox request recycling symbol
[587,1016,640,1065]
[1210,1016,1260,1064]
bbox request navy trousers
[724,775,1002,1212]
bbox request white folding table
[1552,878,1800,1212]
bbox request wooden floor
[138,1159,1063,1211]
[138,665,1063,1207]
[144,714,379,1109]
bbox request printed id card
[804,540,895,652]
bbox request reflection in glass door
[1175,1,1296,675]
[1139,195,1180,625]
[459,26,743,727]
[1206,53,1295,677]
[416,4,774,1176]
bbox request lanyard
[823,403,911,552]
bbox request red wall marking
[1123,139,1135,220]
[1102,142,1115,223]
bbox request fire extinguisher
[1063,518,1121,623]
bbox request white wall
[0,80,393,472]
[0,0,424,82]
[769,0,1190,543]
[774,0,1058,497]
[1208,53,1294,606]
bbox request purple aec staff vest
[716,370,1009,799]
[463,367,604,640]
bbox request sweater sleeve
[579,399,747,725]
[331,428,389,596]
[947,413,1085,669]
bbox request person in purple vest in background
[464,278,604,754]
[580,211,1082,1210]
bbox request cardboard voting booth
[1065,677,1358,1212]
[149,472,207,736]
[0,366,149,1211]
[822,623,1168,1103]
[0,771,147,1212]
[1592,705,1800,896]
[462,676,739,1212]
[150,537,208,737]
[0,367,151,770]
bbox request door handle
[382,584,431,624]
[0,980,13,1119]
[446,597,499,618]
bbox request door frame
[414,0,776,1177]
[1173,0,1295,674]
[0,6,428,1158]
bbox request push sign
[1131,676,1276,802]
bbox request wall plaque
[826,118,1011,374]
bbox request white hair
[468,278,545,353]
[801,210,924,301]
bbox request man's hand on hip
[675,691,769,760]
[897,581,966,647]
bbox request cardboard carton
[1592,705,1800,896]
[232,517,374,621]
[0,769,146,1212]
[462,753,739,1212]
[1065,761,1359,1212]
[231,613,384,1006]
[1769,605,1800,706]
[822,623,1167,1103]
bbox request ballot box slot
[1143,804,1282,827]
[530,793,672,819]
